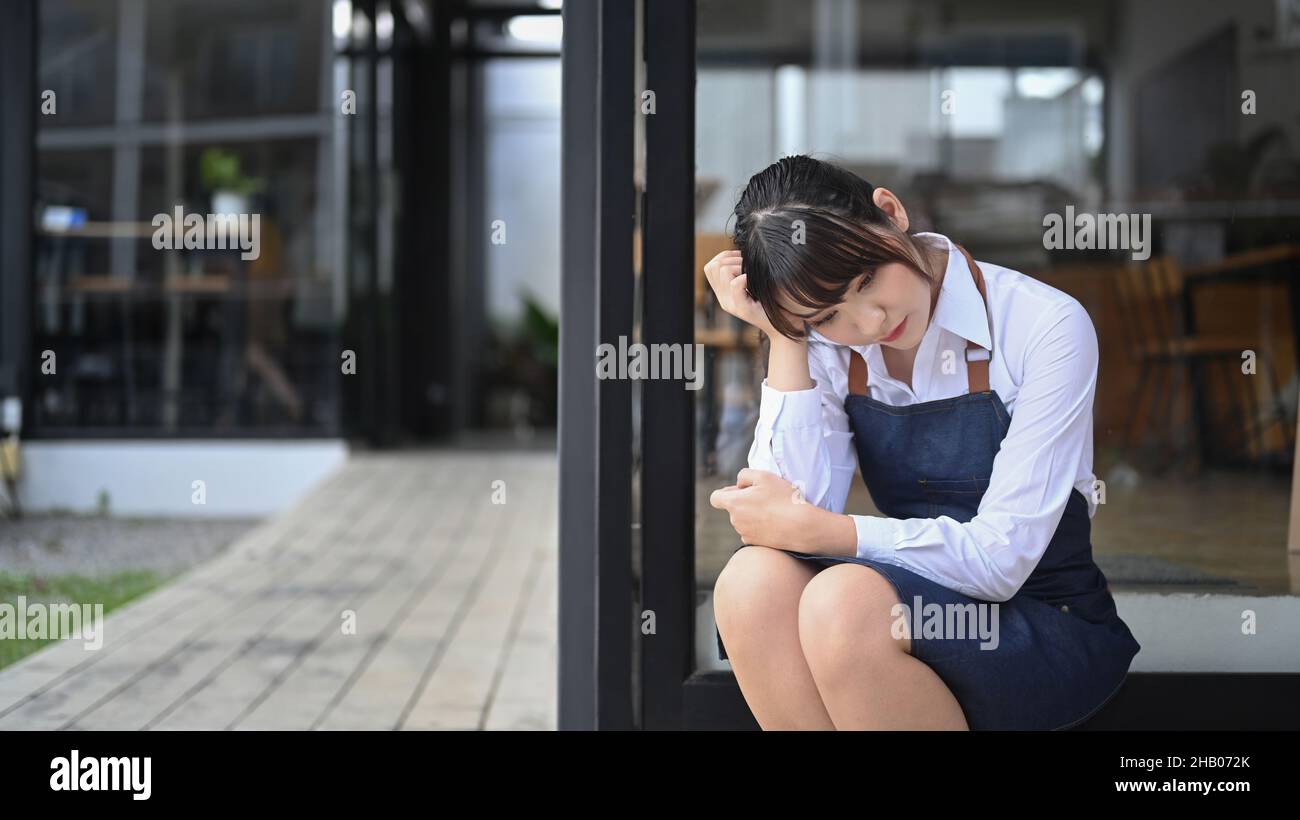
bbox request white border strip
[15,439,348,517]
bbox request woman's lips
[880,316,907,343]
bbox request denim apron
[716,244,1141,730]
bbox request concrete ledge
[12,439,349,517]
[1119,592,1300,673]
[698,590,1300,674]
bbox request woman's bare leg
[713,546,835,730]
[798,563,969,730]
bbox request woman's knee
[797,564,909,670]
[713,546,809,638]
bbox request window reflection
[34,0,341,434]
[694,0,1300,653]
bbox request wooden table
[61,271,293,428]
[1184,244,1300,362]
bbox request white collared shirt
[746,231,1099,602]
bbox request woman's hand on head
[703,249,779,339]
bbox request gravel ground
[0,515,264,579]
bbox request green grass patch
[0,570,165,671]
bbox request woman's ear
[871,187,910,232]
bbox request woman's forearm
[765,333,814,392]
[800,506,858,558]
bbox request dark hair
[730,155,938,341]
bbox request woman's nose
[857,309,886,338]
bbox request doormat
[1095,553,1243,587]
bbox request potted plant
[199,147,264,218]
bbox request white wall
[695,69,776,234]
[13,439,348,517]
[484,58,562,326]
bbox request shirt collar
[807,231,992,353]
[917,231,993,353]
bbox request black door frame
[558,0,636,731]
[0,0,35,415]
[632,0,767,732]
[633,0,1300,732]
[639,0,732,731]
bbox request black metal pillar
[0,0,35,406]
[558,0,635,730]
[640,0,696,730]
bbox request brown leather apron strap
[845,242,992,398]
[848,345,869,396]
[955,243,993,394]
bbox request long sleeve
[853,298,1099,602]
[746,342,858,516]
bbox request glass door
[639,0,1300,731]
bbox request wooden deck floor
[0,449,558,730]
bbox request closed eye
[808,274,870,328]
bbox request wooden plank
[240,455,502,729]
[315,455,514,729]
[482,457,557,730]
[402,457,554,729]
[93,462,430,730]
[0,466,357,711]
[157,455,466,730]
[0,462,390,729]
[0,451,560,731]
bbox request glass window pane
[140,0,325,122]
[33,0,341,435]
[694,0,1300,677]
[38,0,119,128]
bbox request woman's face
[775,260,934,350]
[771,187,937,350]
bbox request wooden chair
[694,233,736,306]
[1111,256,1293,470]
